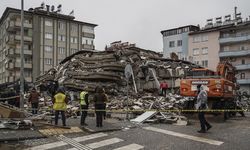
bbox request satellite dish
[125,64,133,79]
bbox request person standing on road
[53,87,68,126]
[93,86,108,127]
[196,84,212,133]
[160,80,168,97]
[28,88,40,114]
[80,90,89,126]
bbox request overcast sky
[1,0,250,52]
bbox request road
[23,113,250,150]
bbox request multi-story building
[219,21,250,94]
[0,5,97,84]
[188,28,221,71]
[161,25,199,60]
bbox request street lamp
[20,0,24,109]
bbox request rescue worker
[53,87,68,126]
[196,84,212,133]
[160,80,168,96]
[28,88,40,114]
[93,86,108,127]
[80,90,89,126]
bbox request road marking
[67,138,124,150]
[87,138,124,149]
[26,133,108,150]
[113,144,144,150]
[143,126,224,146]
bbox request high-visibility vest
[80,91,88,105]
[53,93,67,111]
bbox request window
[193,36,200,43]
[58,47,65,54]
[70,37,78,44]
[242,59,245,64]
[45,20,52,26]
[240,73,245,79]
[169,41,175,47]
[240,46,245,50]
[202,47,208,54]
[194,61,199,65]
[44,58,52,65]
[202,60,208,67]
[58,22,65,30]
[201,35,208,42]
[24,57,32,64]
[24,70,32,77]
[70,48,78,54]
[45,46,53,53]
[177,40,182,47]
[58,35,66,42]
[91,40,94,45]
[193,48,199,55]
[86,40,88,45]
[45,33,53,40]
[71,24,77,32]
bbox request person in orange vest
[52,87,68,126]
[160,80,168,96]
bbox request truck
[180,61,238,119]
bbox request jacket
[93,93,108,105]
[80,91,89,106]
[53,92,67,111]
[196,86,208,110]
[29,91,40,103]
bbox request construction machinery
[180,61,238,118]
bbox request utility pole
[20,0,24,109]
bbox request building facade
[219,21,250,94]
[0,6,97,84]
[188,29,220,71]
[161,25,199,60]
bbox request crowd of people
[28,85,108,128]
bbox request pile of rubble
[34,46,201,123]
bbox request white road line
[113,144,144,150]
[144,126,224,146]
[26,141,67,150]
[26,133,108,150]
[87,138,124,149]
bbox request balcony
[15,49,32,55]
[6,20,32,31]
[237,78,250,84]
[219,34,250,44]
[235,64,250,70]
[5,48,15,56]
[219,49,250,57]
[15,62,32,69]
[82,44,95,50]
[6,62,14,70]
[15,35,32,42]
[82,32,95,38]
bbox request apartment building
[188,28,220,71]
[161,25,199,60]
[219,21,250,94]
[0,5,97,84]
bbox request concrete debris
[34,47,199,123]
[0,119,33,130]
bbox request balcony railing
[219,49,250,57]
[15,49,32,55]
[82,32,95,38]
[15,35,32,42]
[82,44,95,50]
[235,64,250,70]
[6,20,32,30]
[219,34,250,44]
[15,62,32,68]
[237,78,250,84]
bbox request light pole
[20,0,24,109]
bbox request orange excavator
[180,61,238,119]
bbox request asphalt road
[11,112,250,150]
